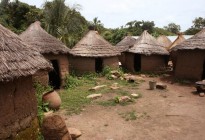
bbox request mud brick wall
[44,54,69,87]
[118,54,126,67]
[33,70,49,86]
[103,56,119,69]
[124,53,135,72]
[0,76,37,139]
[141,55,166,71]
[175,50,205,80]
[69,56,95,74]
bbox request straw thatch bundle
[0,24,52,82]
[167,34,185,51]
[128,31,169,55]
[171,29,205,51]
[20,21,70,55]
[157,35,172,49]
[70,30,120,57]
[116,36,137,52]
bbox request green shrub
[65,75,82,89]
[34,83,53,125]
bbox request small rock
[118,96,131,103]
[89,85,107,91]
[42,115,72,140]
[131,93,140,98]
[199,92,205,97]
[110,83,120,90]
[156,83,167,90]
[44,111,54,117]
[110,86,120,90]
[111,70,121,77]
[140,74,146,78]
[68,128,82,139]
[111,74,118,79]
[87,94,102,99]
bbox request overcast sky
[20,0,205,31]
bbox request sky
[20,0,205,31]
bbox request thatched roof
[115,36,137,52]
[0,24,52,82]
[70,30,120,57]
[167,34,185,50]
[128,31,169,55]
[171,29,205,51]
[20,21,70,55]
[157,35,172,49]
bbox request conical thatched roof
[20,21,70,55]
[128,31,169,55]
[168,34,185,50]
[157,35,172,49]
[171,29,205,51]
[70,30,120,57]
[116,36,137,52]
[0,24,52,82]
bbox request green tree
[185,17,205,35]
[88,17,104,33]
[164,23,181,34]
[43,0,87,48]
[192,17,205,29]
[0,0,43,33]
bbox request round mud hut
[171,29,205,80]
[116,36,137,66]
[121,30,169,72]
[20,21,70,89]
[0,24,51,139]
[69,30,120,74]
[157,35,172,50]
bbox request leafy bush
[65,75,82,89]
[101,66,125,80]
[34,83,53,125]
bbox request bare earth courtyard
[57,75,205,140]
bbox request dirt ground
[58,76,205,140]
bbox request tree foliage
[164,23,181,34]
[0,0,43,33]
[185,17,205,35]
[43,0,88,48]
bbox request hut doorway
[95,58,103,73]
[202,60,205,80]
[49,60,61,89]
[134,54,141,72]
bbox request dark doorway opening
[49,60,61,89]
[202,60,205,80]
[134,54,141,72]
[95,58,103,73]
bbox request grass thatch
[0,24,52,82]
[20,21,70,55]
[168,34,185,51]
[115,36,137,52]
[171,29,205,51]
[70,30,120,57]
[157,35,172,49]
[128,31,169,55]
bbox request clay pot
[42,90,61,110]
[149,80,156,90]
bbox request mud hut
[0,24,51,139]
[171,29,205,80]
[122,31,169,72]
[116,36,137,66]
[168,34,186,70]
[69,30,120,74]
[157,35,172,49]
[20,21,70,89]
